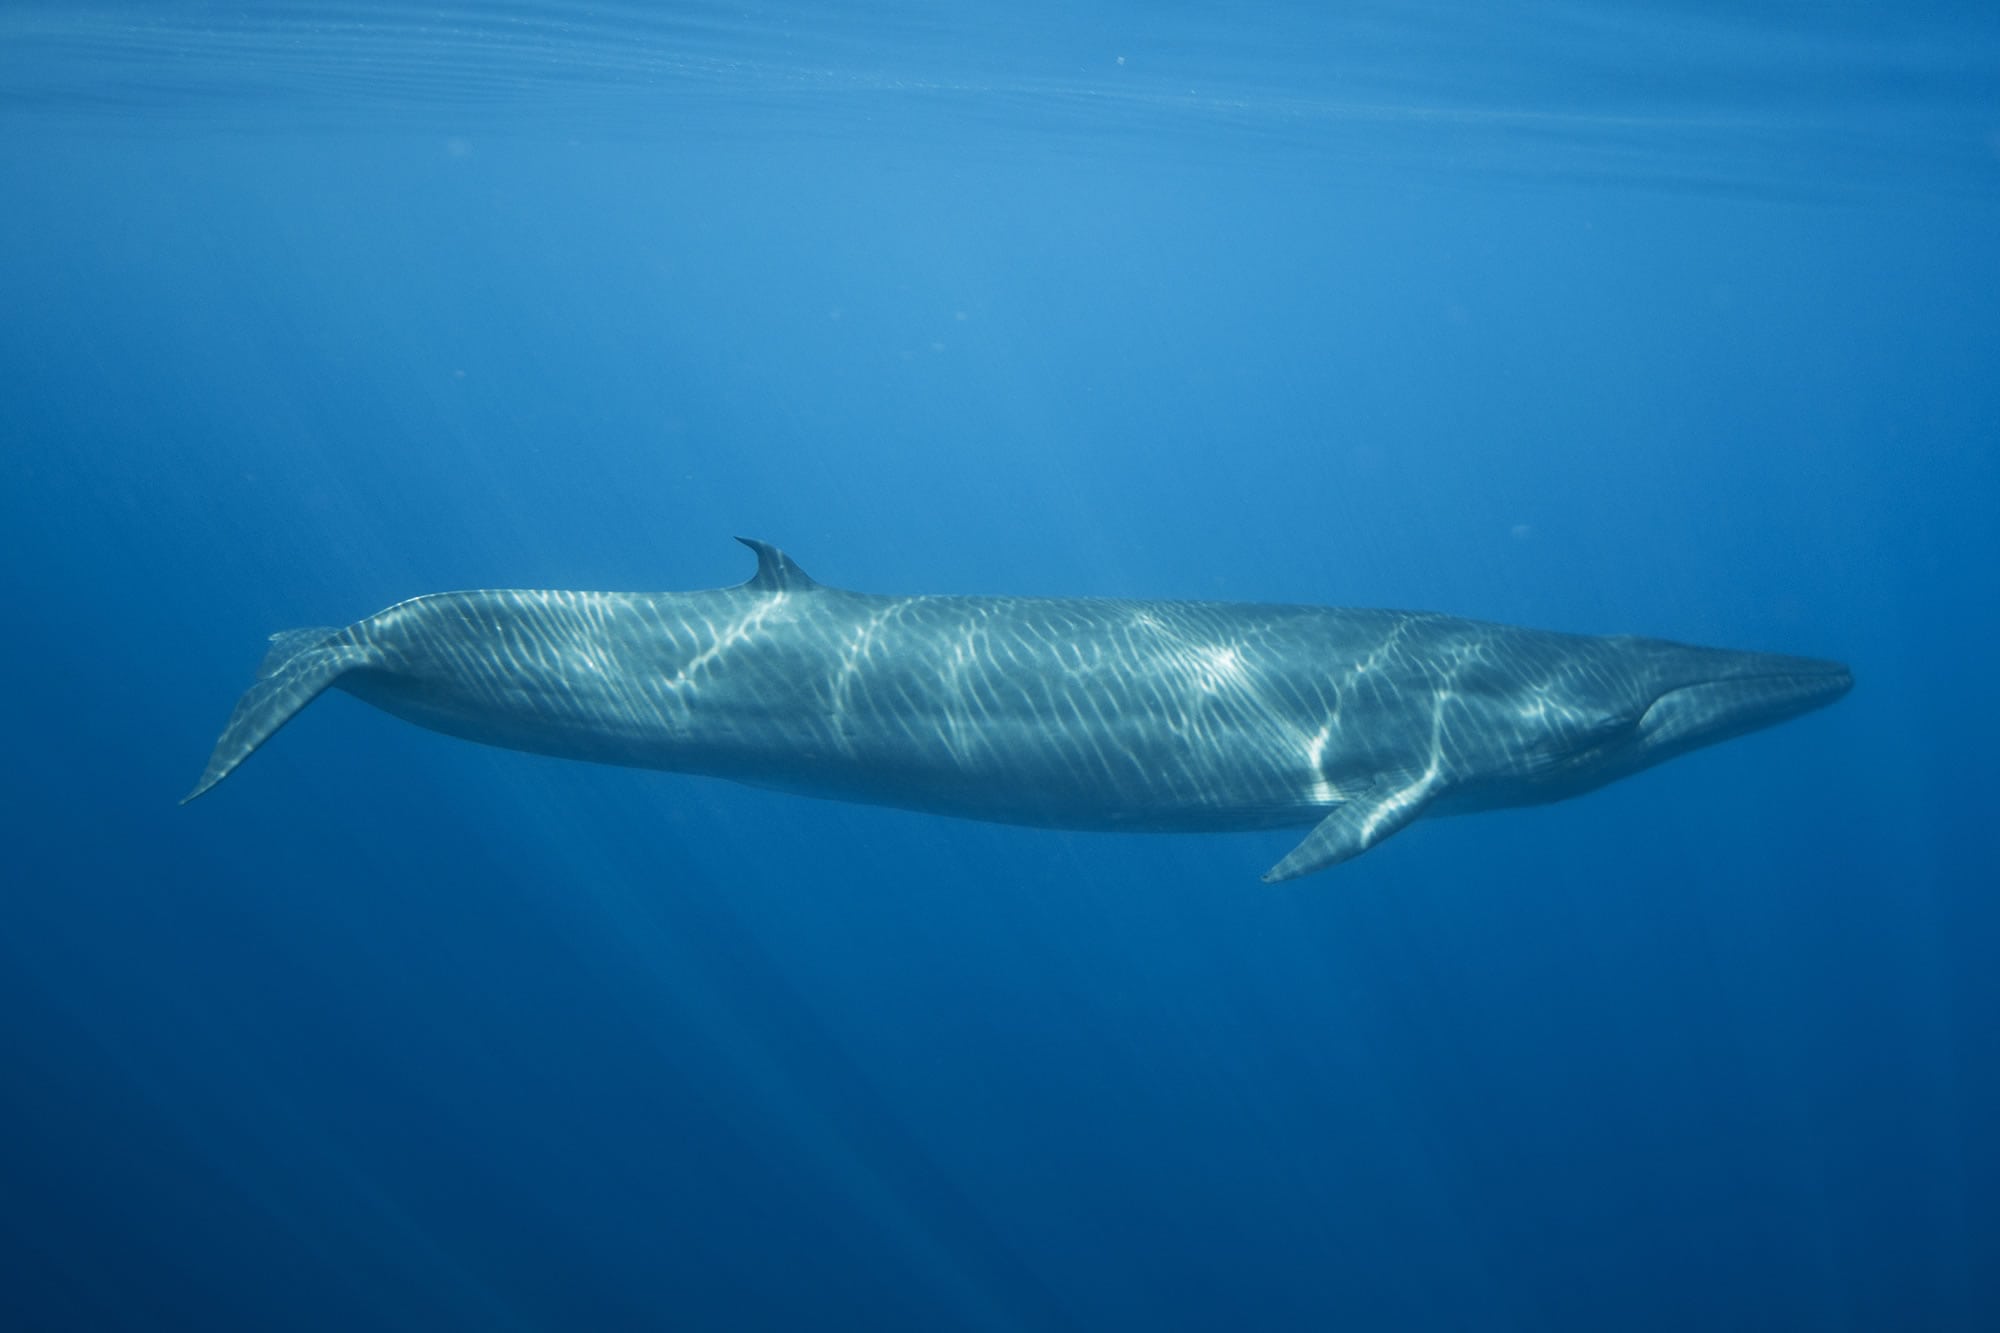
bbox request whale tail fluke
[181,626,349,804]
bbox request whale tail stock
[181,627,347,804]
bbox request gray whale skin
[186,539,1851,881]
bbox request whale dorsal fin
[735,537,819,592]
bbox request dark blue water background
[3,4,1997,1328]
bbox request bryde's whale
[185,539,1851,881]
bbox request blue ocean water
[3,3,1997,1328]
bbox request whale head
[1545,639,1854,797]
[1476,636,1852,810]
[1627,643,1852,762]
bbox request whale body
[185,540,1851,881]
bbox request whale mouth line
[1705,664,1851,689]
[1705,663,1850,689]
[1656,667,1853,700]
[1640,662,1852,742]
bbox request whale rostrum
[185,539,1852,881]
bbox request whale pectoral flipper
[1261,779,1439,883]
[181,626,347,804]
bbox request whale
[184,539,1851,881]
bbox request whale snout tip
[1730,651,1852,703]
[1789,656,1854,705]
[1753,655,1855,715]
